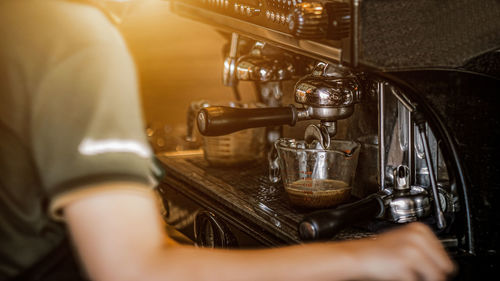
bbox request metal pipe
[417,123,446,229]
[229,32,239,57]
[223,33,240,91]
[378,81,386,190]
[390,86,415,112]
[350,0,360,68]
[408,109,414,185]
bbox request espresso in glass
[285,179,352,208]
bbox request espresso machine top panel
[169,0,500,71]
[169,0,346,64]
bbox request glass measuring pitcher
[275,139,360,208]
[186,100,266,167]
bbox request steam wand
[222,33,241,101]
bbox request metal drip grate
[159,153,376,243]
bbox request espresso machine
[155,0,500,278]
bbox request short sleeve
[31,29,155,211]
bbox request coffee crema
[285,179,352,208]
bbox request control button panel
[183,0,350,40]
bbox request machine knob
[288,2,328,39]
[194,211,237,248]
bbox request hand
[339,222,456,281]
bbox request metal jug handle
[268,144,281,183]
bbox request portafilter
[196,62,362,139]
[298,165,434,241]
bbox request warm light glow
[119,1,235,129]
[79,138,152,158]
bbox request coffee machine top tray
[169,0,345,65]
[169,0,500,71]
[156,152,376,245]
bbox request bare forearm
[141,223,455,281]
[64,186,454,281]
[64,188,348,281]
[140,243,353,281]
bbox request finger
[411,224,454,272]
[398,242,447,281]
[405,223,456,274]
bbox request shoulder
[0,0,125,52]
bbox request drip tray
[156,152,377,244]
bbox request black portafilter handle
[197,104,299,136]
[299,194,386,241]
